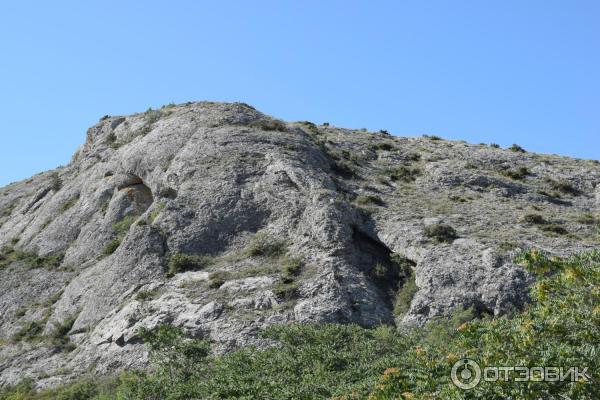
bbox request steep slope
[0,102,598,387]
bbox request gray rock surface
[0,102,598,387]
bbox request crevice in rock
[110,117,126,130]
[469,300,495,319]
[158,187,178,199]
[22,187,52,214]
[351,226,401,307]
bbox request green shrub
[508,143,526,152]
[45,290,64,306]
[0,246,63,269]
[51,379,99,400]
[405,152,421,161]
[577,212,598,225]
[11,320,44,342]
[501,166,529,180]
[144,107,164,124]
[102,215,138,257]
[272,281,299,301]
[36,253,62,269]
[416,306,477,349]
[281,256,302,281]
[382,166,420,183]
[50,314,78,352]
[550,180,580,195]
[331,160,356,178]
[60,195,79,213]
[50,315,77,341]
[355,194,384,207]
[540,223,568,235]
[0,376,120,400]
[499,240,519,251]
[137,123,153,137]
[298,121,320,134]
[0,203,16,218]
[150,202,165,222]
[244,232,287,258]
[112,215,137,235]
[50,172,62,192]
[520,214,567,235]
[136,219,148,226]
[490,143,500,148]
[208,271,231,289]
[522,213,546,224]
[449,194,467,203]
[106,132,119,149]
[423,223,457,243]
[369,142,395,151]
[394,269,418,316]
[102,238,121,256]
[135,290,161,301]
[14,307,27,318]
[249,118,288,132]
[423,134,442,141]
[167,253,213,277]
[0,247,13,269]
[371,263,388,279]
[0,378,34,399]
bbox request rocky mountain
[0,101,598,388]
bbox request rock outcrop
[0,102,598,387]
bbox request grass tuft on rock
[423,223,457,243]
[508,143,526,152]
[381,166,421,183]
[522,213,546,224]
[167,253,214,277]
[0,246,63,270]
[355,194,384,207]
[244,232,287,258]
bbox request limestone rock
[0,101,598,387]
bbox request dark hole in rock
[470,300,495,319]
[158,187,178,199]
[352,227,404,306]
[115,334,125,347]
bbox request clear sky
[1,1,598,187]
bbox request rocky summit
[0,101,598,388]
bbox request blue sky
[1,1,598,187]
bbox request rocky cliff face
[0,102,598,387]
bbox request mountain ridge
[0,101,598,388]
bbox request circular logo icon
[451,358,481,390]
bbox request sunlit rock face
[0,101,598,387]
